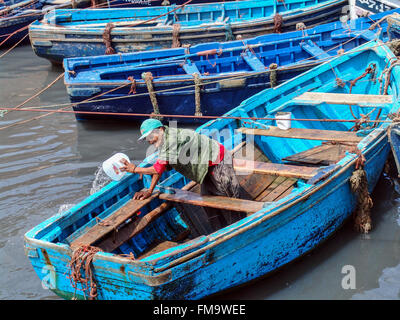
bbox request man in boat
[120,118,248,230]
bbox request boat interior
[35,44,396,263]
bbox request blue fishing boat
[352,0,400,16]
[386,12,400,40]
[0,0,229,47]
[24,40,400,299]
[29,0,347,64]
[0,0,93,47]
[63,8,398,122]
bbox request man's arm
[120,159,158,175]
[120,159,163,200]
[133,172,161,200]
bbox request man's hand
[133,190,152,200]
[120,158,136,173]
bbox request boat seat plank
[233,158,319,179]
[283,143,355,165]
[237,126,362,143]
[242,50,266,72]
[182,61,201,75]
[70,192,161,250]
[300,40,330,60]
[159,189,265,213]
[293,92,392,105]
[137,240,178,260]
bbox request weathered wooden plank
[159,189,264,213]
[137,240,179,260]
[70,192,161,250]
[233,158,318,179]
[237,126,362,143]
[254,176,286,201]
[96,202,170,252]
[294,92,392,105]
[239,173,277,200]
[283,143,355,165]
[92,181,198,252]
[261,178,297,202]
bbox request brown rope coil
[68,245,102,300]
[172,23,181,48]
[269,63,278,88]
[296,22,306,31]
[128,76,136,95]
[193,73,202,116]
[349,150,372,234]
[103,23,116,55]
[273,13,283,33]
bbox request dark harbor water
[1,45,400,300]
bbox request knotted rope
[193,73,202,116]
[269,63,278,88]
[127,76,136,95]
[296,22,306,31]
[349,149,373,234]
[348,63,376,122]
[172,23,181,48]
[103,23,116,55]
[68,245,102,300]
[388,39,400,56]
[142,72,162,119]
[273,13,283,33]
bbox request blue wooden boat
[24,40,400,299]
[63,8,398,123]
[353,0,400,16]
[29,0,347,64]
[0,0,93,47]
[0,0,228,47]
[386,12,400,40]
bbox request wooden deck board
[237,126,362,143]
[233,158,318,179]
[159,189,265,213]
[294,92,392,105]
[137,240,178,260]
[283,143,355,165]
[70,192,160,250]
[261,178,297,202]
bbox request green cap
[138,118,163,140]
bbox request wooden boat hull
[24,41,400,299]
[0,0,91,47]
[23,130,391,299]
[354,0,399,15]
[64,9,397,122]
[29,0,347,64]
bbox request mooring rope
[193,72,202,116]
[172,23,181,48]
[349,150,373,234]
[67,245,102,300]
[103,22,116,55]
[273,12,283,33]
